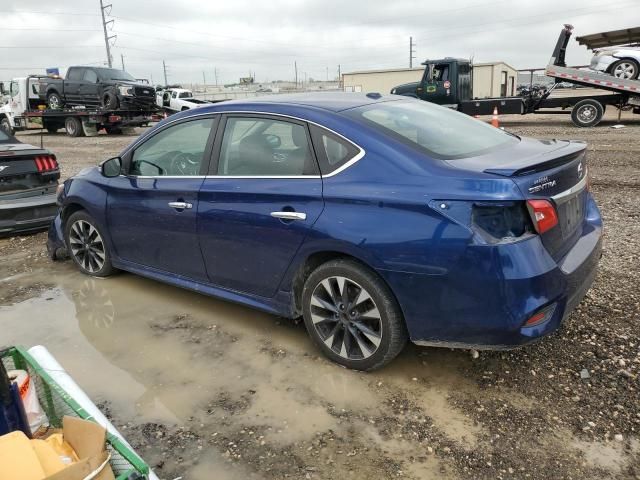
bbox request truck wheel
[47,92,63,110]
[101,91,119,111]
[65,117,85,137]
[0,117,13,136]
[571,99,604,128]
[610,59,639,80]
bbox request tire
[64,117,84,137]
[0,117,13,136]
[47,92,63,110]
[64,211,115,277]
[301,259,408,371]
[101,91,119,110]
[610,58,639,80]
[571,99,604,128]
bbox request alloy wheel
[310,276,383,360]
[48,95,61,109]
[68,220,106,273]
[613,62,637,79]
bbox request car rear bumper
[0,192,58,235]
[379,195,603,349]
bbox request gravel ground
[1,110,639,480]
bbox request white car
[590,47,640,80]
[156,88,211,112]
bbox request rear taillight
[34,155,58,173]
[526,199,558,234]
[471,202,532,244]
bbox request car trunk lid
[0,144,60,195]
[447,137,588,259]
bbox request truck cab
[391,58,472,107]
[0,77,45,134]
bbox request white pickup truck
[156,88,212,112]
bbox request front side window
[131,118,214,176]
[217,117,317,176]
[347,100,517,159]
[9,81,19,97]
[83,69,98,83]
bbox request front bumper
[380,195,603,349]
[47,212,66,259]
[0,191,58,235]
[119,95,157,112]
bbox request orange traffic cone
[491,107,499,128]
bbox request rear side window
[309,125,360,175]
[217,117,318,176]
[67,68,83,81]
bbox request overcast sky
[2,0,640,85]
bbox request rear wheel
[302,259,408,371]
[610,59,639,80]
[47,92,63,110]
[0,117,13,136]
[571,99,604,128]
[64,211,114,277]
[65,117,84,137]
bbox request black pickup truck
[40,66,156,112]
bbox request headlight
[117,85,133,96]
[56,183,65,206]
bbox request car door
[106,116,217,281]
[63,67,85,105]
[198,114,324,297]
[79,69,100,106]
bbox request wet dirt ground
[1,110,639,479]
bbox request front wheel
[64,211,115,277]
[0,117,13,136]
[302,259,408,371]
[102,91,119,110]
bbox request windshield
[97,68,136,81]
[346,100,518,159]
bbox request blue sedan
[48,93,602,370]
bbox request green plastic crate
[1,346,151,480]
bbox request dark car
[48,93,602,370]
[41,66,156,112]
[0,130,59,235]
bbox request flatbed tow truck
[391,25,640,127]
[0,75,162,137]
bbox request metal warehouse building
[343,61,518,99]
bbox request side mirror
[101,157,122,177]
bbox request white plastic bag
[8,369,49,434]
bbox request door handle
[168,201,193,210]
[270,211,306,221]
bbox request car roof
[206,92,400,113]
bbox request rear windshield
[345,100,518,159]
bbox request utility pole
[326,66,329,82]
[294,61,298,89]
[120,54,125,71]
[409,36,416,68]
[338,64,341,87]
[99,0,115,68]
[214,67,218,86]
[202,71,206,85]
[162,60,168,86]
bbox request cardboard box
[0,416,115,480]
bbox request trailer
[0,76,161,137]
[391,25,640,127]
